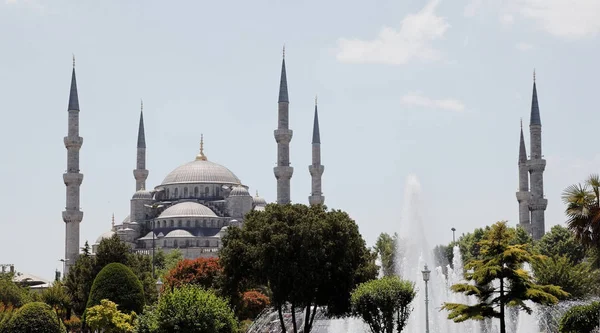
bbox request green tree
[220,204,377,333]
[374,233,398,277]
[442,221,569,333]
[351,276,416,333]
[135,285,238,333]
[535,225,587,264]
[562,174,600,252]
[127,253,158,304]
[532,255,599,299]
[0,303,17,333]
[559,301,600,333]
[5,302,65,333]
[153,249,184,279]
[65,241,95,316]
[86,299,135,333]
[0,275,29,307]
[94,234,130,274]
[87,263,145,314]
[41,281,72,320]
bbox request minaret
[62,57,84,275]
[516,119,531,232]
[527,71,547,240]
[273,46,293,204]
[309,96,324,205]
[133,100,148,191]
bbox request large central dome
[161,159,241,186]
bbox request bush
[0,278,29,307]
[6,302,65,333]
[164,257,221,290]
[137,285,238,333]
[0,303,16,333]
[238,290,270,320]
[87,263,145,314]
[63,315,82,333]
[560,301,600,333]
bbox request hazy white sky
[1,0,599,280]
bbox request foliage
[559,301,600,333]
[533,255,599,299]
[65,241,95,316]
[374,233,398,277]
[42,281,72,320]
[535,225,587,264]
[136,285,238,333]
[153,249,184,280]
[87,263,145,314]
[442,227,490,269]
[127,253,158,304]
[442,221,569,333]
[94,234,131,273]
[238,290,270,321]
[63,315,82,333]
[562,174,600,251]
[86,299,135,333]
[0,303,16,333]
[220,203,377,333]
[0,276,29,307]
[164,257,221,290]
[351,276,416,333]
[5,302,65,333]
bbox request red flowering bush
[239,290,270,320]
[164,257,221,290]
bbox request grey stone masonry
[134,108,148,191]
[274,55,293,204]
[516,124,530,232]
[62,66,83,276]
[309,101,324,206]
[527,79,547,240]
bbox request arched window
[205,240,210,247]
[163,240,167,247]
[194,187,199,197]
[197,240,201,247]
[205,187,209,196]
[174,188,179,198]
[195,220,199,227]
[216,187,220,197]
[202,220,207,228]
[174,240,178,248]
[178,220,182,227]
[183,187,188,197]
[166,188,170,198]
[186,220,190,227]
[170,220,174,227]
[185,240,189,247]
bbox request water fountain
[248,175,559,332]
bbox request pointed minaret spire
[62,59,84,276]
[516,118,531,234]
[274,47,294,204]
[530,71,541,126]
[309,95,324,206]
[519,119,527,163]
[196,134,208,161]
[133,100,149,191]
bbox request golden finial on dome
[196,134,207,161]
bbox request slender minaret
[309,96,324,205]
[273,46,293,204]
[516,119,531,232]
[133,100,148,191]
[62,57,84,275]
[527,71,547,240]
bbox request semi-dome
[161,159,241,186]
[158,202,217,219]
[96,230,115,244]
[165,229,194,238]
[132,189,153,200]
[253,192,267,206]
[230,185,250,197]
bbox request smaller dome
[165,229,194,238]
[138,231,156,240]
[95,231,115,244]
[215,226,229,238]
[253,195,267,206]
[132,189,153,200]
[230,186,250,197]
[229,219,242,227]
[159,202,217,219]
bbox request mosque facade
[62,53,325,275]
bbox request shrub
[63,315,82,333]
[6,302,64,333]
[87,263,145,314]
[164,257,221,290]
[238,290,270,320]
[86,299,135,333]
[560,301,600,333]
[0,303,16,333]
[0,278,29,307]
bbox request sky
[1,0,599,280]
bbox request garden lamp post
[156,277,163,296]
[422,264,431,333]
[144,203,164,278]
[59,259,69,278]
[451,227,456,243]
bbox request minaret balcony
[274,166,294,179]
[516,191,531,202]
[64,136,83,149]
[133,169,149,179]
[309,195,325,206]
[527,158,546,172]
[62,210,83,223]
[529,198,548,211]
[309,165,324,176]
[63,173,84,186]
[274,129,293,144]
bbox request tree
[94,234,130,274]
[41,281,72,320]
[87,263,145,314]
[220,204,377,333]
[559,301,600,333]
[351,276,416,333]
[0,276,29,307]
[153,249,184,279]
[5,302,65,333]
[532,255,599,299]
[238,290,270,321]
[442,221,568,333]
[535,225,587,264]
[135,285,238,333]
[0,303,17,333]
[86,299,135,333]
[164,257,221,290]
[374,233,398,277]
[562,174,600,251]
[65,241,95,316]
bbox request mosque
[61,52,325,275]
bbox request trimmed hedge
[6,302,64,333]
[87,263,145,314]
[560,301,600,333]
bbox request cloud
[515,0,600,39]
[464,0,483,17]
[400,92,465,112]
[335,0,450,65]
[516,42,534,51]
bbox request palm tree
[562,174,600,249]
